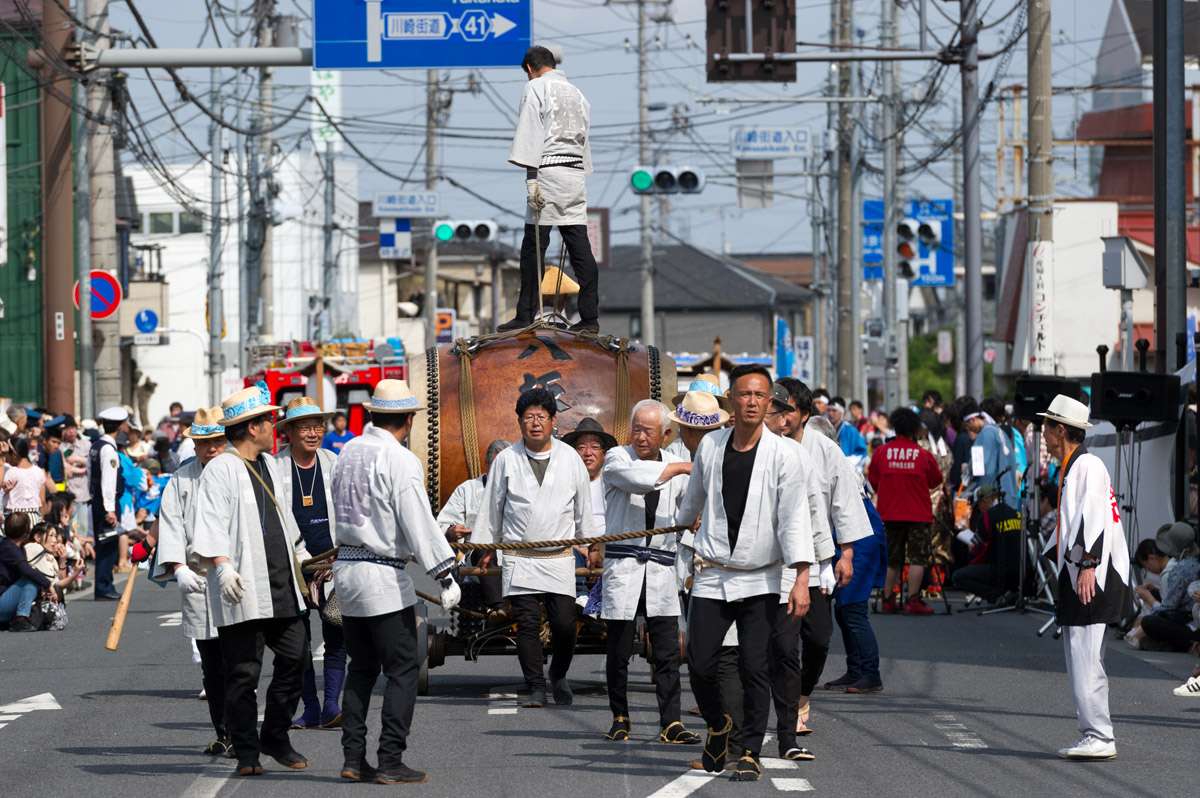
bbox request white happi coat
[676,427,815,602]
[797,428,873,589]
[666,436,690,463]
[330,426,457,618]
[192,450,307,627]
[508,69,592,226]
[151,458,217,640]
[778,434,836,598]
[436,475,487,532]
[600,445,688,620]
[472,438,596,598]
[274,445,338,554]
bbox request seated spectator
[952,485,1023,604]
[1138,523,1200,652]
[0,513,51,631]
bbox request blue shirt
[321,430,355,454]
[972,423,1020,510]
[836,421,868,460]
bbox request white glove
[818,562,836,594]
[525,179,547,211]
[216,562,245,604]
[174,564,205,595]
[438,576,462,611]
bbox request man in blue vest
[90,407,130,600]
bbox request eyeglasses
[293,423,325,434]
[575,443,605,453]
[520,414,551,425]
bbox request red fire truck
[243,340,407,435]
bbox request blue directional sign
[863,198,955,287]
[134,309,159,333]
[313,0,532,70]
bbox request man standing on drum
[499,45,600,334]
[474,388,596,708]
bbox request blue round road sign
[72,270,123,320]
[135,309,159,333]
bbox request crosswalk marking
[487,689,519,715]
[932,712,986,749]
[646,770,720,798]
[772,778,815,792]
[158,612,182,627]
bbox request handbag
[319,589,343,628]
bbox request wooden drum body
[409,330,676,511]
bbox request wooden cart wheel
[416,604,430,696]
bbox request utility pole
[835,0,854,396]
[953,105,966,398]
[424,69,439,350]
[882,0,899,410]
[74,0,94,420]
[960,0,984,397]
[849,7,864,403]
[1027,0,1054,376]
[638,0,654,346]
[235,0,249,375]
[257,1,276,344]
[208,68,224,405]
[322,147,336,340]
[810,155,824,386]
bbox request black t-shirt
[291,458,333,555]
[984,502,1023,590]
[643,452,662,544]
[722,435,760,552]
[248,458,299,619]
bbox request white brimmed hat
[669,391,730,430]
[363,379,424,413]
[218,381,281,426]
[670,374,732,412]
[98,406,129,423]
[1038,394,1092,430]
[274,396,335,431]
[183,406,227,440]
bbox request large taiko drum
[409,330,676,511]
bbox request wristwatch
[1078,559,1098,570]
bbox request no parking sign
[73,271,122,320]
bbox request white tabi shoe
[1172,675,1200,696]
[1056,735,1116,760]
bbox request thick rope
[456,343,482,480]
[613,338,632,446]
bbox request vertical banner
[794,335,814,383]
[311,70,344,153]
[775,317,795,378]
[1027,241,1054,374]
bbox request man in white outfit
[500,45,599,333]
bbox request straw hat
[218,381,281,427]
[274,396,335,431]
[670,374,731,411]
[541,266,580,296]
[182,406,227,440]
[669,391,730,430]
[562,417,618,451]
[363,379,424,413]
[1038,394,1092,430]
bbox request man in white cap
[145,407,233,756]
[273,397,343,731]
[1040,394,1132,761]
[192,382,311,777]
[598,399,701,746]
[90,406,130,600]
[330,379,460,785]
[675,364,815,782]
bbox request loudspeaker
[1089,371,1181,425]
[1012,376,1083,421]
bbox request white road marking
[158,612,182,627]
[487,689,519,715]
[772,778,815,792]
[0,693,61,713]
[932,712,986,749]
[646,770,720,798]
[760,758,799,770]
[0,715,19,721]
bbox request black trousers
[92,516,118,597]
[687,594,777,758]
[341,608,419,770]
[195,637,228,738]
[517,223,599,322]
[952,564,1004,602]
[1141,611,1200,652]
[509,593,577,693]
[716,646,744,755]
[218,615,309,761]
[605,598,682,727]
[800,587,834,696]
[470,551,504,609]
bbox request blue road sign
[313,0,532,70]
[134,309,159,333]
[863,198,955,286]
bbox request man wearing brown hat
[563,416,617,570]
[273,398,344,730]
[192,383,311,777]
[330,379,460,785]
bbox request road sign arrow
[0,693,62,713]
[491,13,517,38]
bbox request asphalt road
[2,574,1197,797]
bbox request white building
[125,153,359,423]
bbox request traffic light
[631,165,705,195]
[917,219,942,251]
[433,219,498,244]
[897,217,919,279]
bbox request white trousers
[1062,623,1114,742]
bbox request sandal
[603,716,631,741]
[781,745,816,761]
[658,721,701,745]
[795,701,810,734]
[731,753,761,782]
[700,714,733,773]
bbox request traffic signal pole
[881,0,900,410]
[961,0,985,398]
[638,0,655,346]
[835,0,854,397]
[208,67,224,406]
[425,69,440,350]
[75,0,94,421]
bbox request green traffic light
[434,223,454,242]
[631,169,653,192]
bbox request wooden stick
[104,564,141,651]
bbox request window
[179,212,203,234]
[149,212,174,234]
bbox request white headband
[829,403,846,413]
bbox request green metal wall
[0,31,43,404]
